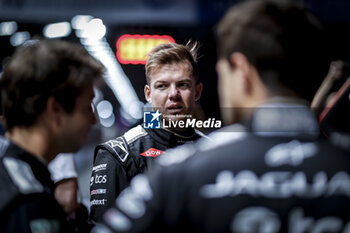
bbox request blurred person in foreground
[0,39,103,233]
[95,0,350,232]
[90,42,206,224]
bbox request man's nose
[168,85,180,99]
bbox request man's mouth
[166,105,183,114]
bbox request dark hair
[145,41,199,84]
[216,0,329,101]
[0,39,104,131]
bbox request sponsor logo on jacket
[94,175,107,184]
[92,163,107,172]
[140,148,165,158]
[91,199,107,206]
[91,189,107,196]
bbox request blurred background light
[116,34,175,64]
[100,113,115,128]
[10,31,30,47]
[76,21,142,124]
[97,100,113,119]
[80,18,106,40]
[43,22,71,38]
[129,100,144,119]
[0,21,17,36]
[71,15,93,30]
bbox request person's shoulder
[1,155,45,194]
[123,125,149,144]
[0,136,10,158]
[2,191,68,233]
[0,154,45,213]
[198,124,247,150]
[94,125,149,163]
[156,125,247,168]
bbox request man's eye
[178,82,190,88]
[156,84,166,89]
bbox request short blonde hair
[145,41,199,84]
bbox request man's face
[58,84,97,152]
[145,62,202,121]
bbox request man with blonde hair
[90,42,205,224]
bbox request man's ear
[194,82,203,102]
[144,85,152,103]
[229,52,253,94]
[229,52,270,103]
[46,96,64,127]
